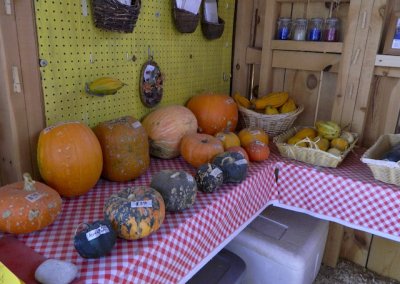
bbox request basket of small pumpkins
[273,121,358,168]
[234,92,304,137]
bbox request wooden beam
[245,47,262,65]
[351,0,386,139]
[367,236,400,282]
[323,223,344,267]
[331,0,362,124]
[271,40,343,53]
[231,0,255,97]
[374,66,400,78]
[0,1,44,184]
[375,55,400,68]
[272,50,340,72]
[258,1,279,95]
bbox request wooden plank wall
[0,1,45,184]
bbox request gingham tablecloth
[275,146,400,241]
[1,156,278,284]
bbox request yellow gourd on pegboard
[33,0,235,127]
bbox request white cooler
[225,206,329,284]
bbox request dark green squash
[212,151,248,184]
[150,170,197,212]
[382,142,400,162]
[73,220,116,259]
[195,163,224,193]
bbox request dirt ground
[315,260,400,284]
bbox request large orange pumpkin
[37,121,103,197]
[180,133,224,168]
[142,105,198,159]
[186,92,238,135]
[94,116,150,182]
[0,173,62,234]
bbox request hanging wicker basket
[202,16,225,40]
[172,0,200,33]
[92,0,141,33]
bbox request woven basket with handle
[238,105,304,137]
[361,134,400,186]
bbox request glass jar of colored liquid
[324,17,339,42]
[292,18,307,41]
[307,18,323,41]
[276,17,291,40]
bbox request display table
[0,157,278,284]
[2,147,400,283]
[274,147,400,242]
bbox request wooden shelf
[271,40,343,53]
[375,55,400,68]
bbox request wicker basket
[361,134,400,186]
[202,17,225,39]
[172,1,200,33]
[92,0,141,33]
[273,126,359,168]
[238,105,304,137]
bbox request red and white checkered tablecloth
[275,146,400,241]
[3,146,400,283]
[1,157,277,284]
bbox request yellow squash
[279,98,297,113]
[85,77,126,96]
[254,92,289,110]
[233,92,252,108]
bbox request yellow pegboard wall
[34,0,235,127]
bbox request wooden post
[0,1,45,184]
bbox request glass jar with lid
[292,18,307,41]
[323,17,340,42]
[307,18,323,41]
[276,17,291,40]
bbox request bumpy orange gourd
[142,105,198,159]
[0,173,62,234]
[238,127,269,147]
[37,121,103,197]
[180,133,224,168]
[94,116,150,182]
[186,92,238,135]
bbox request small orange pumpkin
[244,141,270,162]
[94,116,150,182]
[186,92,238,135]
[215,131,241,150]
[238,127,269,147]
[180,133,224,168]
[0,173,62,234]
[37,121,103,197]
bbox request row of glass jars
[276,17,339,42]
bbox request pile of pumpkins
[0,92,271,259]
